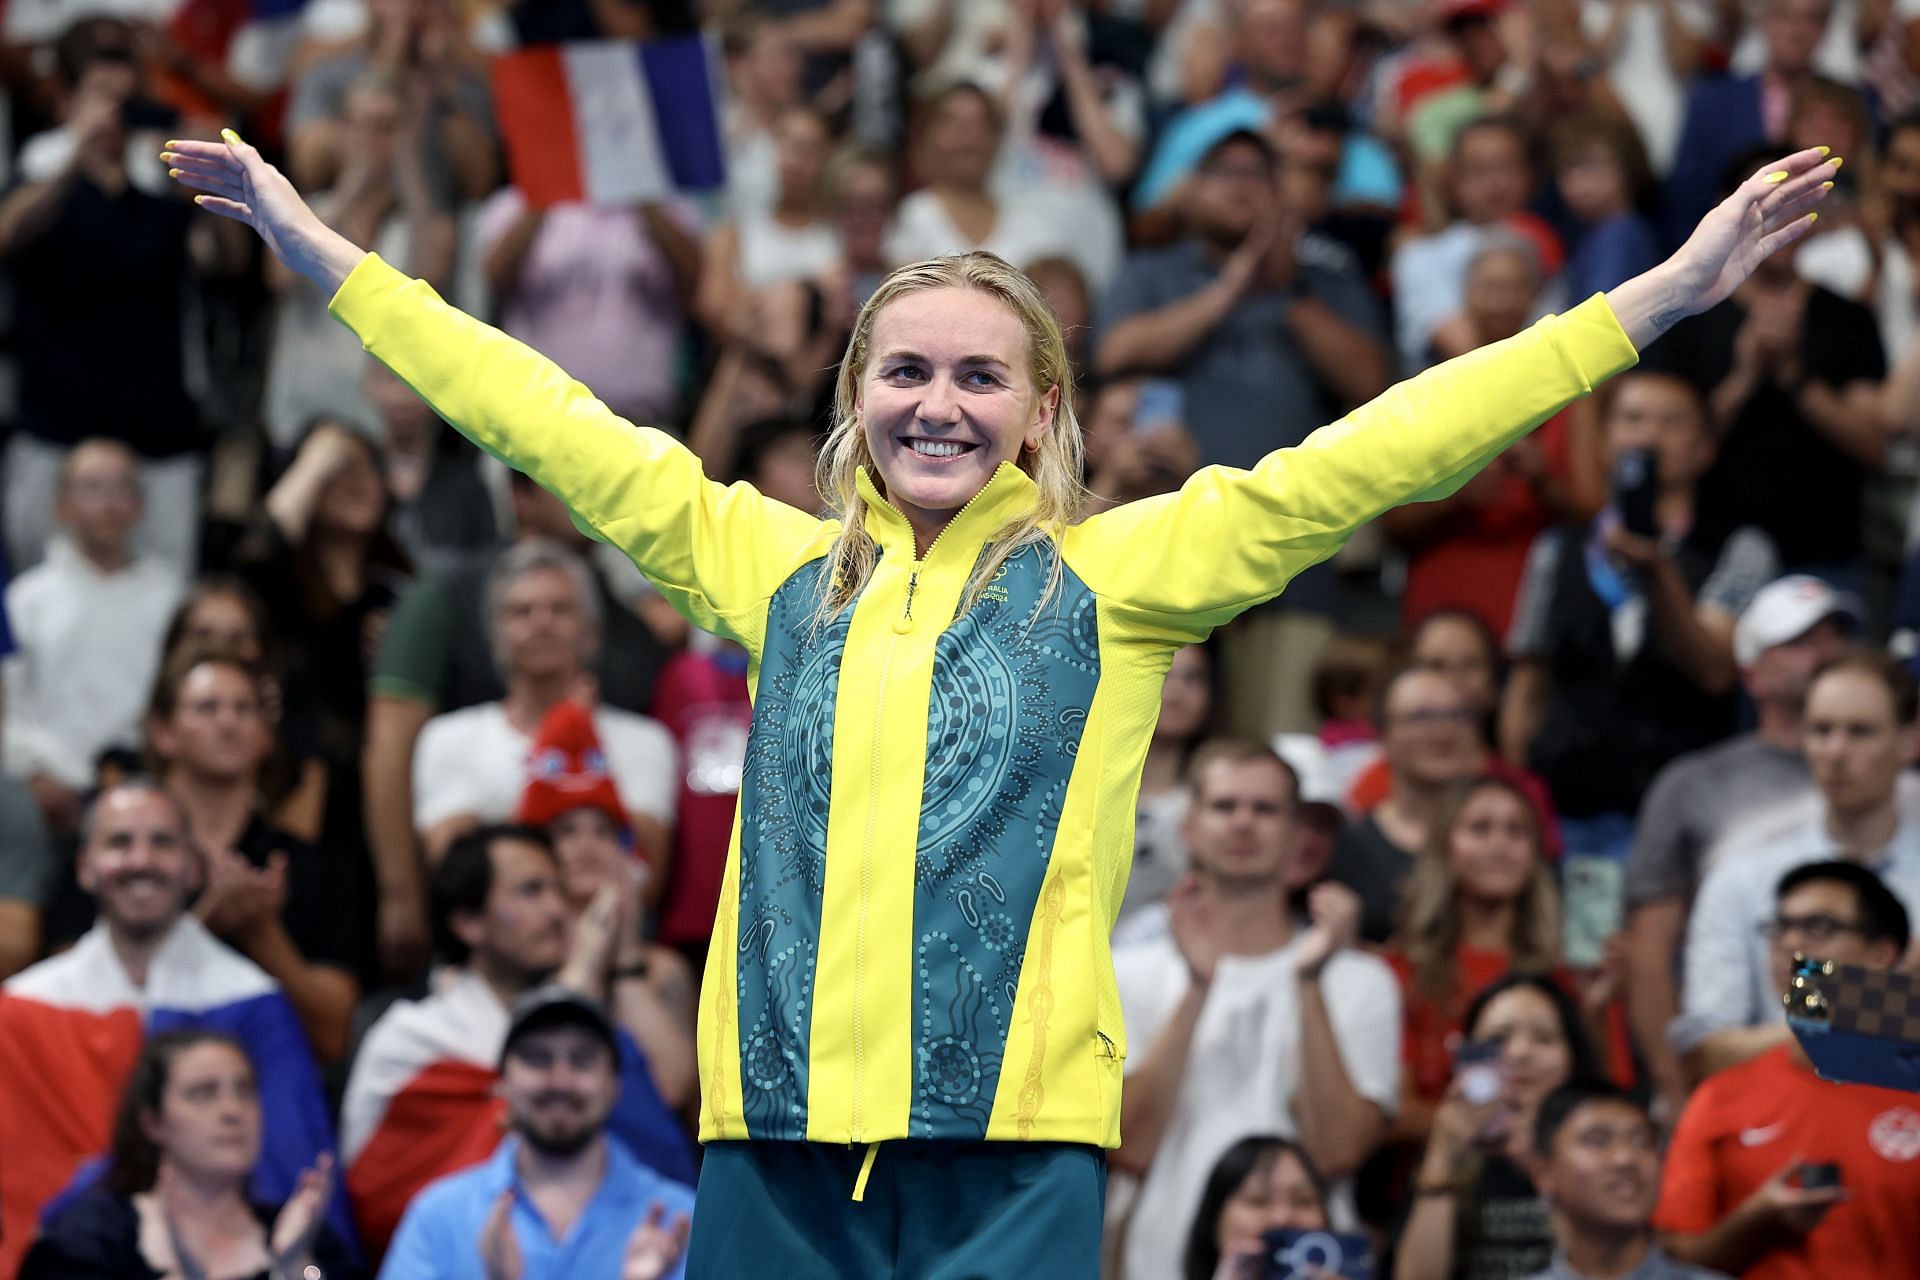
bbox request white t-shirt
[885,187,1093,285]
[1116,934,1401,1280]
[411,702,678,833]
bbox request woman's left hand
[269,1152,335,1271]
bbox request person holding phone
[1500,371,1780,846]
[1394,975,1607,1280]
[161,122,1834,1278]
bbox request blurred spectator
[1309,630,1392,803]
[147,649,361,1061]
[1383,240,1607,636]
[211,420,414,869]
[1831,110,1920,366]
[1183,1135,1333,1280]
[1333,667,1488,943]
[1116,741,1396,1279]
[1621,574,1853,1119]
[284,0,497,202]
[379,987,692,1280]
[1577,0,1712,174]
[1389,777,1596,1147]
[409,540,676,864]
[1078,376,1202,516]
[1664,0,1827,245]
[362,475,671,979]
[1097,125,1388,739]
[1552,113,1661,301]
[1393,973,1605,1280]
[0,18,245,575]
[1521,1081,1725,1280]
[1124,643,1218,929]
[699,104,843,334]
[1648,153,1885,578]
[1500,371,1776,830]
[1676,652,1920,1077]
[720,13,807,219]
[1392,116,1554,371]
[476,189,701,429]
[20,1029,360,1280]
[360,362,502,577]
[828,142,898,307]
[1658,861,1920,1279]
[0,781,345,1277]
[262,71,456,447]
[0,773,55,978]
[3,440,185,835]
[340,824,695,1251]
[1132,0,1401,219]
[1347,612,1564,857]
[886,83,1092,282]
[1026,254,1096,384]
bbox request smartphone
[1613,447,1660,538]
[1796,1162,1843,1190]
[121,97,181,132]
[1251,1228,1375,1279]
[1455,1038,1505,1106]
[1132,379,1185,434]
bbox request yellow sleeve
[327,254,830,650]
[1062,294,1638,636]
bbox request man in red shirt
[1656,860,1920,1279]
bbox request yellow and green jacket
[331,253,1637,1150]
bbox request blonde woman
[162,128,1835,1278]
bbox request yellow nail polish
[220,128,242,145]
[193,194,206,204]
[168,168,181,178]
[1823,180,1835,190]
[1828,156,1844,170]
[1765,170,1790,184]
[1817,145,1831,156]
[164,139,179,149]
[1809,211,1818,223]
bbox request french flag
[0,918,352,1278]
[340,971,695,1252]
[491,36,727,209]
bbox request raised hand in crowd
[195,846,290,945]
[479,1189,524,1280]
[1292,881,1362,979]
[1168,871,1224,990]
[270,1153,338,1278]
[620,1202,691,1280]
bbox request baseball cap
[1734,575,1862,668]
[500,985,618,1067]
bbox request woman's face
[145,1043,262,1185]
[316,434,388,538]
[858,286,1056,544]
[1216,1150,1329,1266]
[178,593,264,665]
[925,91,998,189]
[1447,787,1538,906]
[1556,144,1628,224]
[549,807,626,912]
[1156,646,1212,744]
[1412,615,1497,712]
[1472,987,1574,1108]
[775,110,830,206]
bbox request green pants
[684,1140,1106,1279]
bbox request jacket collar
[854,462,1040,564]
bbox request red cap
[516,701,627,830]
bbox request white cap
[1734,574,1861,668]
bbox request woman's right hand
[1426,1078,1502,1168]
[162,131,368,293]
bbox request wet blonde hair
[811,252,1085,628]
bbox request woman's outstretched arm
[1066,148,1837,636]
[162,131,827,646]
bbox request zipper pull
[894,570,920,635]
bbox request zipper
[851,475,997,1140]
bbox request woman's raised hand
[162,130,367,294]
[1608,147,1836,350]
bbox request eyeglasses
[1758,913,1868,944]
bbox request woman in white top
[884,83,1083,280]
[697,105,844,337]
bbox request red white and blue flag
[491,36,728,209]
[0,919,350,1277]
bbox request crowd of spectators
[6,0,1920,1275]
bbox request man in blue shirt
[380,986,694,1280]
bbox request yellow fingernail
[1765,170,1790,184]
[1809,211,1818,223]
[1823,180,1835,190]
[1817,145,1831,156]
[1828,156,1844,170]
[220,128,242,145]
[168,168,181,178]
[164,139,179,149]
[193,194,206,204]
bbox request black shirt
[20,1186,363,1280]
[1643,287,1885,568]
[234,813,360,976]
[1330,813,1417,944]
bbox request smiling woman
[160,125,1836,1280]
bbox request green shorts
[684,1140,1106,1279]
